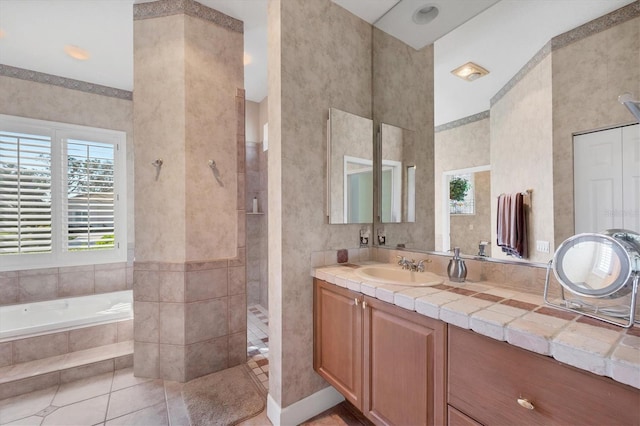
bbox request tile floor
[0,304,358,426]
[0,367,188,426]
[247,304,269,391]
[0,306,272,426]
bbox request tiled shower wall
[246,142,268,309]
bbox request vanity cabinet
[313,278,446,426]
[448,326,640,426]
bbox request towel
[496,192,528,258]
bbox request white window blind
[0,131,53,254]
[0,115,126,271]
[65,139,115,251]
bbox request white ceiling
[0,0,634,125]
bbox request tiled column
[132,0,246,382]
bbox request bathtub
[0,290,133,341]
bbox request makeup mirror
[544,229,640,327]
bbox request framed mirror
[379,123,416,223]
[327,108,373,224]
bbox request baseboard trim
[266,386,345,425]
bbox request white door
[622,125,640,232]
[574,124,640,234]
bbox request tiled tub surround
[312,260,640,390]
[0,321,133,400]
[0,319,133,368]
[0,262,132,307]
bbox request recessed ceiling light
[451,62,489,82]
[412,4,439,25]
[244,52,252,66]
[64,45,90,61]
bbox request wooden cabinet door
[313,279,363,408]
[362,296,447,426]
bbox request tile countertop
[312,262,640,390]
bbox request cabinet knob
[362,300,367,309]
[354,298,360,306]
[517,398,535,410]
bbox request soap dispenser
[447,247,467,283]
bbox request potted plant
[449,176,469,213]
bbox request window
[0,115,126,270]
[449,173,475,215]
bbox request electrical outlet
[536,240,550,253]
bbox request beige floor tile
[236,408,271,426]
[111,368,152,392]
[106,380,165,420]
[105,401,168,426]
[3,415,43,426]
[0,387,56,425]
[163,381,189,426]
[51,372,113,407]
[41,394,109,426]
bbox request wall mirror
[327,108,373,224]
[379,123,416,224]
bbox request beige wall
[491,54,554,263]
[434,117,490,251]
[373,28,434,248]
[552,15,640,246]
[269,0,373,408]
[134,12,241,262]
[246,101,261,143]
[134,13,187,262]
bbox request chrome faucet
[396,256,431,272]
[396,255,411,269]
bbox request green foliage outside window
[449,177,470,202]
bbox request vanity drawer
[448,326,640,426]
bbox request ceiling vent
[451,62,489,82]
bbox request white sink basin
[355,266,444,286]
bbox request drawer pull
[355,298,360,306]
[517,398,535,410]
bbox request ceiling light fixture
[64,45,90,61]
[451,62,489,82]
[412,4,439,25]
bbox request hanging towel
[496,192,528,258]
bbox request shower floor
[247,304,269,391]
